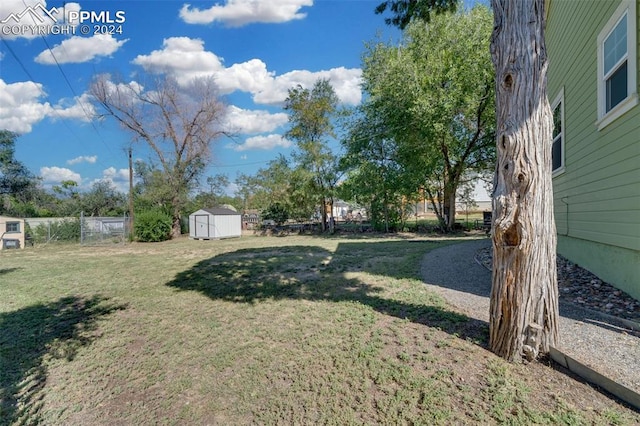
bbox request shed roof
[197,208,241,216]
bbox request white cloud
[101,166,129,182]
[132,37,224,86]
[67,155,97,165]
[94,77,144,98]
[34,34,128,64]
[252,67,363,105]
[214,58,274,95]
[40,166,81,184]
[224,105,288,134]
[0,79,97,132]
[51,92,94,121]
[94,167,129,192]
[232,134,291,151]
[132,37,362,105]
[180,0,313,27]
[0,79,50,133]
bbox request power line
[17,0,118,161]
[1,37,86,145]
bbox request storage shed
[189,208,241,240]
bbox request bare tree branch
[89,74,227,237]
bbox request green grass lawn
[1,235,637,425]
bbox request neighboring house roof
[197,208,241,216]
[0,216,25,221]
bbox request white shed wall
[213,214,241,239]
[189,209,241,239]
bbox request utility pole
[128,146,134,239]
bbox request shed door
[194,214,210,238]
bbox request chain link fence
[80,212,130,245]
[25,213,130,246]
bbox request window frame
[596,0,638,130]
[551,88,565,177]
[5,222,21,233]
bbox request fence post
[80,211,84,245]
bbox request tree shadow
[0,295,127,425]
[0,267,23,276]
[166,241,488,346]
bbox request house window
[551,89,565,176]
[597,0,638,129]
[6,222,20,233]
[604,13,628,112]
[3,239,20,249]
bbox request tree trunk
[489,0,559,362]
[425,187,445,230]
[320,197,327,232]
[171,196,182,238]
[443,183,456,230]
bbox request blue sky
[2,0,489,200]
[1,0,406,194]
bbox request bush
[33,218,81,243]
[134,210,172,242]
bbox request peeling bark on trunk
[489,0,559,362]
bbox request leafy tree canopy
[375,0,459,29]
[0,130,38,198]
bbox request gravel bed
[475,246,640,323]
[421,239,640,394]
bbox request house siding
[547,0,640,299]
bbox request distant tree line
[2,5,496,236]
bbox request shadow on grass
[0,267,23,276]
[166,240,488,346]
[0,295,127,425]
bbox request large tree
[284,79,341,232]
[376,0,559,361]
[488,0,558,361]
[362,6,495,230]
[234,155,316,222]
[132,160,174,212]
[90,75,226,237]
[81,180,127,217]
[340,102,419,232]
[0,130,45,217]
[186,174,233,212]
[235,155,294,212]
[375,0,458,28]
[0,131,38,198]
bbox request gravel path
[420,238,640,393]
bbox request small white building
[1,216,26,249]
[189,208,241,240]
